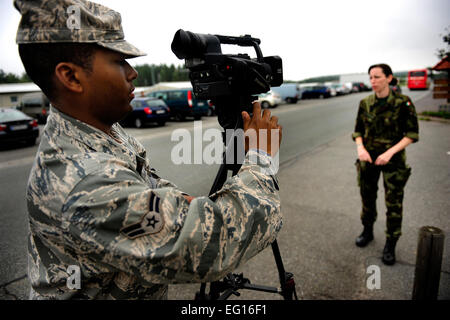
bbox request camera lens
[171,29,221,59]
[171,30,195,59]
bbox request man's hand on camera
[242,102,282,157]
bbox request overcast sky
[1,0,449,81]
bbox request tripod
[194,97,298,300]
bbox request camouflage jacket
[27,107,282,299]
[352,89,419,151]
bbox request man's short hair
[18,43,96,101]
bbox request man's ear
[54,62,84,94]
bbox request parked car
[300,85,332,99]
[329,83,351,95]
[18,92,50,124]
[343,82,353,93]
[256,90,283,108]
[0,108,39,146]
[147,89,209,121]
[120,98,170,128]
[271,83,300,103]
[351,82,371,92]
[325,85,337,97]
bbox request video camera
[171,29,283,130]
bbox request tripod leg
[271,240,298,300]
[271,240,286,286]
[195,283,207,300]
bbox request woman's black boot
[382,238,398,265]
[355,225,374,247]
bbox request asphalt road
[0,88,439,299]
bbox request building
[0,82,41,108]
[431,54,450,103]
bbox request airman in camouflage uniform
[15,0,283,299]
[352,64,419,265]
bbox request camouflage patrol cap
[14,0,146,58]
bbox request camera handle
[194,97,298,300]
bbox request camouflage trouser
[355,151,411,240]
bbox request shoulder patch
[120,193,164,239]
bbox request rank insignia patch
[120,193,164,239]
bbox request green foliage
[132,63,189,86]
[297,75,339,84]
[421,111,450,119]
[436,26,450,59]
[1,64,189,86]
[0,69,30,83]
[397,77,407,86]
[393,71,408,78]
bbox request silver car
[256,90,283,108]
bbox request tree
[0,69,32,83]
[0,63,189,86]
[436,26,450,59]
[133,64,154,86]
[20,72,30,82]
[0,69,21,83]
[132,63,189,86]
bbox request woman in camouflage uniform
[352,64,419,265]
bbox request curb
[418,115,450,124]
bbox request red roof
[432,55,450,70]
